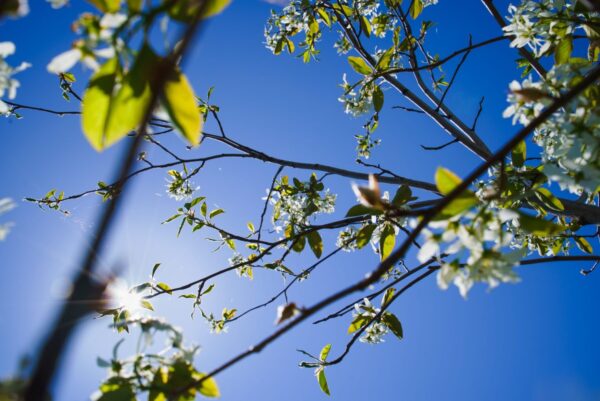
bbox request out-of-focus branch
[22,3,210,400]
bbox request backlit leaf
[161,69,202,146]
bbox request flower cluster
[228,253,253,279]
[339,74,379,116]
[165,169,198,201]
[336,226,360,251]
[269,174,336,234]
[0,42,30,116]
[352,298,389,344]
[503,62,600,194]
[416,209,524,298]
[503,0,585,57]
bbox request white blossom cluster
[353,298,389,344]
[503,63,600,194]
[264,1,312,53]
[503,0,583,57]
[336,226,360,251]
[339,74,378,116]
[0,42,30,116]
[269,185,336,232]
[165,170,197,201]
[228,253,253,279]
[416,209,524,298]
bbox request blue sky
[1,1,599,400]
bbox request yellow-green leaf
[435,167,462,195]
[167,0,231,22]
[535,188,564,211]
[105,44,160,148]
[382,312,403,339]
[555,36,573,65]
[196,373,220,398]
[87,0,120,13]
[409,0,424,19]
[356,224,376,249]
[348,56,373,75]
[574,237,593,254]
[348,315,370,334]
[379,225,396,260]
[317,368,330,396]
[81,57,120,151]
[319,344,331,361]
[517,213,566,236]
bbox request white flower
[47,48,83,74]
[100,13,127,29]
[0,41,30,115]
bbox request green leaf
[348,315,370,333]
[379,225,396,260]
[316,7,331,27]
[161,69,202,146]
[195,373,220,398]
[535,188,564,211]
[162,213,181,224]
[435,195,479,220]
[382,287,396,307]
[574,237,593,254]
[376,47,394,71]
[373,85,384,113]
[319,343,331,361]
[382,312,403,339]
[81,57,120,151]
[347,56,373,75]
[141,300,154,311]
[87,0,120,13]
[435,167,462,195]
[392,185,412,206]
[409,0,424,19]
[292,235,306,253]
[555,36,573,65]
[157,282,173,294]
[316,368,330,396]
[356,224,376,249]
[517,213,566,236]
[434,167,478,219]
[167,0,231,22]
[96,383,136,401]
[105,44,160,148]
[127,0,142,12]
[151,263,161,278]
[345,204,382,217]
[209,208,225,218]
[307,230,324,258]
[360,16,372,37]
[512,140,526,168]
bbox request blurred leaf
[81,57,120,151]
[161,68,202,146]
